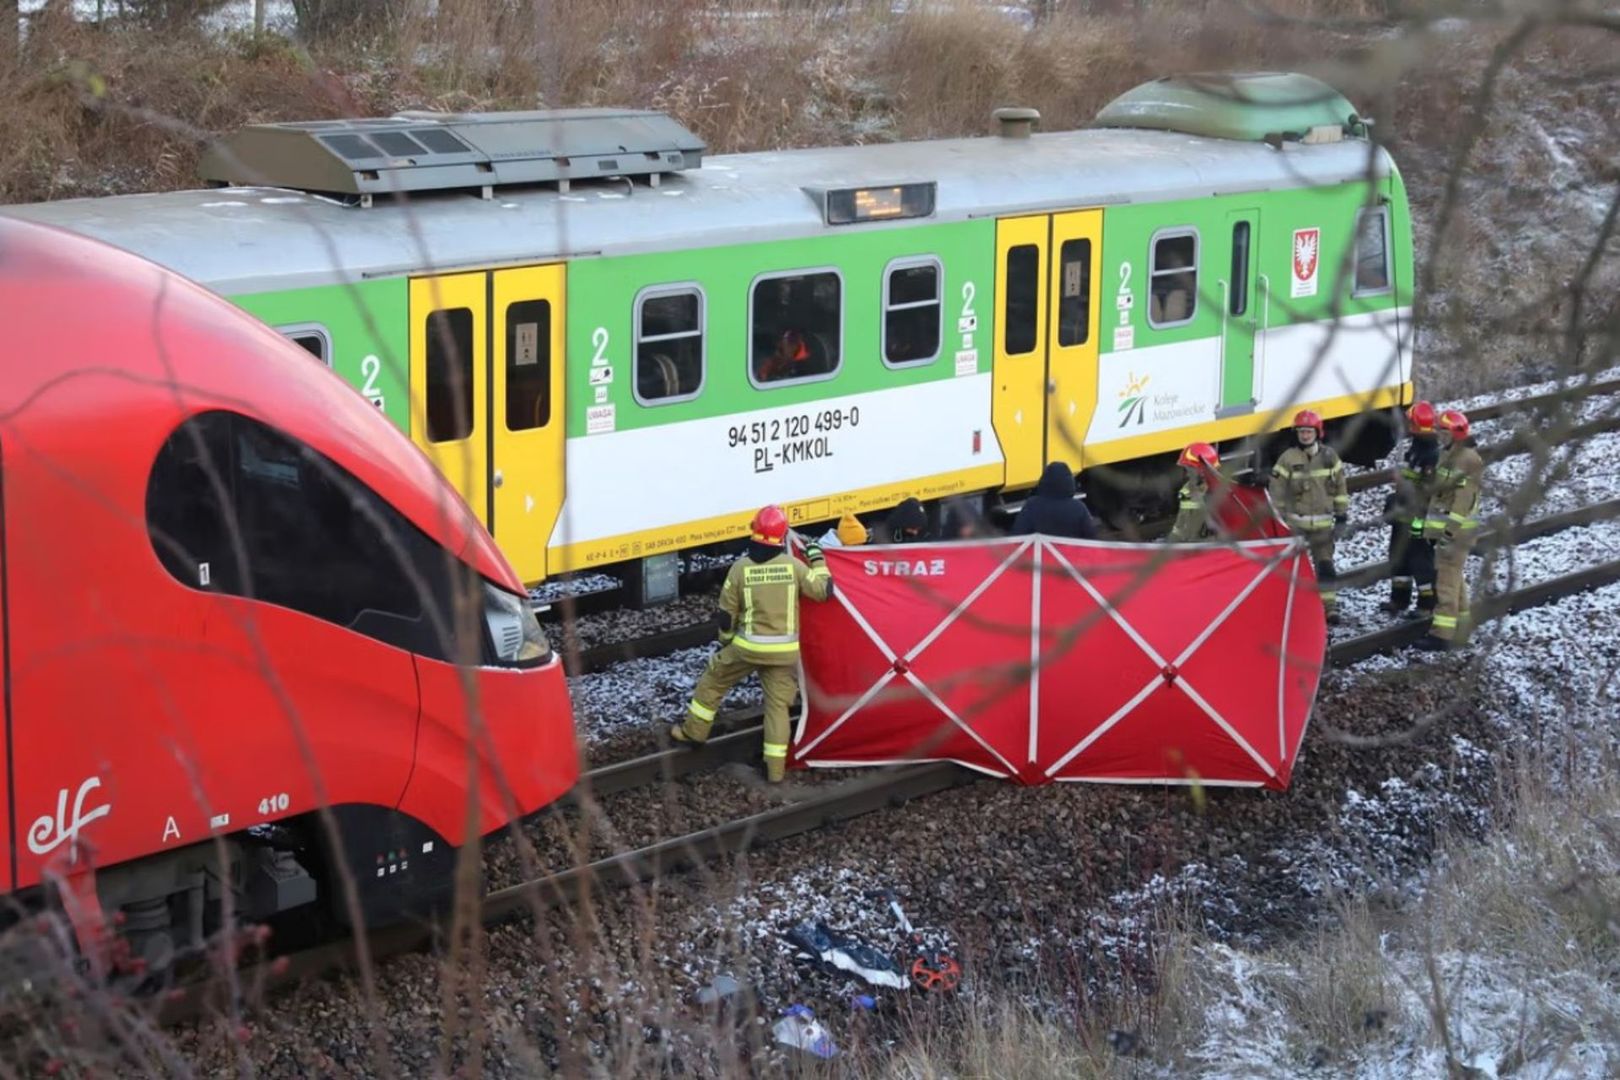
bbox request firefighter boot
[1315,560,1340,626]
[1386,578,1413,614]
[758,665,799,785]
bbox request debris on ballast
[772,1005,838,1059]
[782,922,910,990]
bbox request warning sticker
[587,404,616,434]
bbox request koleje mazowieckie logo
[1117,371,1150,427]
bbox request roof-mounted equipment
[198,108,706,205]
[803,182,937,226]
[1092,72,1368,145]
[992,107,1041,139]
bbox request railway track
[542,375,1620,644]
[158,498,1620,1027]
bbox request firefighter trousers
[1304,529,1337,612]
[1387,522,1436,611]
[1431,534,1474,641]
[681,643,799,780]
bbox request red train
[0,218,577,975]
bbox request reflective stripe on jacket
[1269,444,1349,526]
[1168,473,1212,542]
[718,549,832,664]
[1425,443,1484,537]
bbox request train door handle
[493,470,505,488]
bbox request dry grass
[854,756,1620,1077]
[3,0,1612,393]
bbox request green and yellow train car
[5,72,1413,589]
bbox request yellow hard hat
[837,512,868,546]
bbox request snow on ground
[1124,581,1620,1077]
[1186,943,1620,1079]
[1449,363,1620,417]
[530,572,621,605]
[567,644,761,743]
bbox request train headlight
[482,582,552,666]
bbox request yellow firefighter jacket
[1422,442,1485,540]
[1269,444,1349,530]
[1168,471,1214,542]
[718,548,833,665]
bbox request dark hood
[1035,461,1076,499]
[747,540,782,562]
[1410,434,1440,469]
[889,497,927,532]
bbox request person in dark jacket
[941,496,994,540]
[1010,462,1098,539]
[884,496,932,543]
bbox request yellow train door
[992,216,1048,490]
[490,265,566,584]
[1044,210,1103,472]
[409,273,489,527]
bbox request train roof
[0,125,1394,295]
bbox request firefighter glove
[804,542,825,565]
[1332,514,1349,542]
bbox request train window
[1353,207,1392,295]
[146,411,466,660]
[425,308,474,443]
[505,299,552,431]
[749,269,842,387]
[635,285,705,403]
[276,325,331,366]
[882,258,942,367]
[1148,230,1198,328]
[1230,222,1251,317]
[1003,244,1039,355]
[1056,239,1091,347]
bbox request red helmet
[1437,409,1470,441]
[1178,441,1220,472]
[1292,409,1324,434]
[750,504,789,545]
[1406,400,1437,435]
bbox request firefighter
[671,505,834,781]
[1269,409,1350,622]
[1385,400,1441,615]
[1168,442,1222,542]
[1413,409,1484,651]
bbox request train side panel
[1082,179,1412,465]
[548,220,1003,573]
[233,279,411,433]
